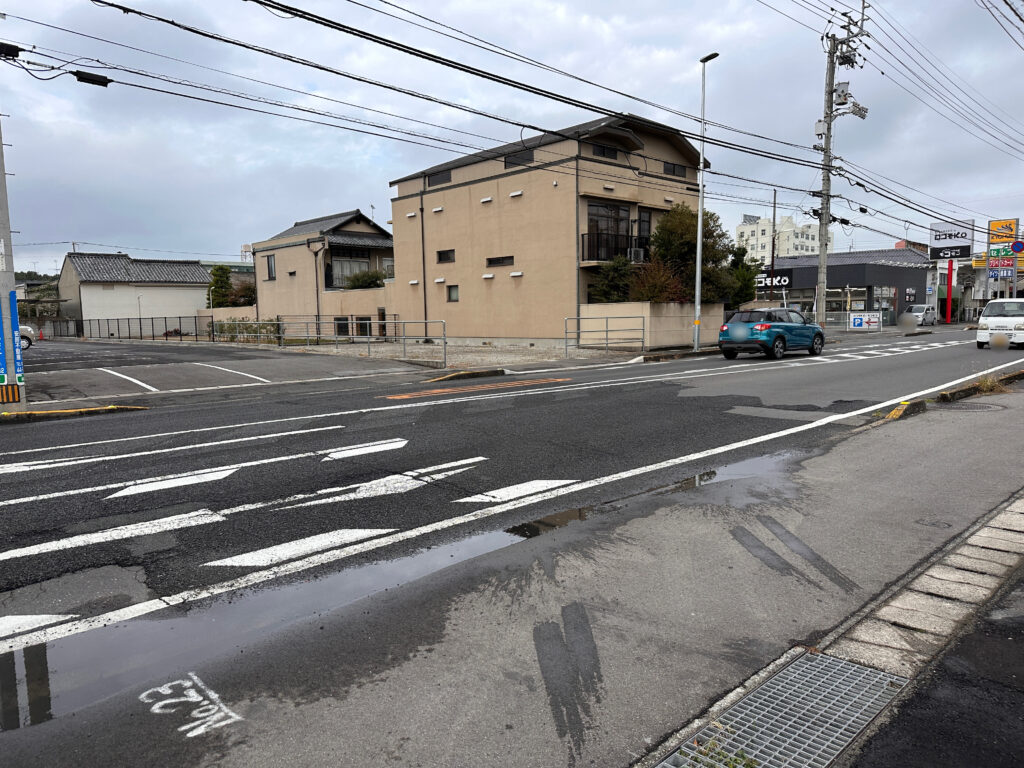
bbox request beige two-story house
[251,210,394,331]
[388,114,703,341]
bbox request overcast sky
[2,0,1022,274]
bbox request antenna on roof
[370,204,375,221]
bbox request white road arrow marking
[0,511,228,562]
[321,438,409,460]
[105,469,238,499]
[282,457,487,509]
[205,529,395,567]
[0,614,79,639]
[455,480,577,503]
[0,439,407,507]
[0,424,350,475]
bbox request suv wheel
[767,336,786,360]
[808,334,824,356]
[722,349,738,360]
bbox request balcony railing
[581,233,651,264]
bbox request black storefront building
[754,248,932,323]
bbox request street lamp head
[700,52,720,63]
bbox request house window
[264,254,277,280]
[504,149,534,168]
[638,209,652,239]
[329,252,371,287]
[334,317,350,336]
[592,143,618,159]
[587,202,630,236]
[761,243,766,250]
[437,249,455,263]
[663,162,687,177]
[382,257,395,278]
[447,284,459,302]
[810,235,816,241]
[761,229,766,236]
[427,169,451,186]
[486,256,514,267]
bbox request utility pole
[769,189,777,303]
[0,111,25,410]
[814,2,869,325]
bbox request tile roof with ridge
[67,252,213,284]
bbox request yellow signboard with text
[987,218,1018,244]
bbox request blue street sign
[990,268,1015,278]
[1012,241,1024,254]
[0,299,6,385]
[852,317,864,327]
[8,291,23,385]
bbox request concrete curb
[424,368,506,383]
[884,400,928,420]
[0,405,148,422]
[937,367,1024,402]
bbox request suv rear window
[729,311,766,323]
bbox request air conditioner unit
[627,248,646,264]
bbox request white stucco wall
[80,283,208,320]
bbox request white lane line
[455,480,577,503]
[105,469,238,499]
[0,423,349,475]
[193,362,271,383]
[0,452,477,561]
[205,529,395,567]
[0,614,79,639]
[0,511,228,563]
[0,439,407,508]
[97,367,160,392]
[3,360,1017,655]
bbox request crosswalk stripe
[204,529,396,567]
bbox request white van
[976,299,1024,349]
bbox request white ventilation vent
[432,206,444,213]
[509,190,523,198]
[434,277,445,283]
[482,273,495,279]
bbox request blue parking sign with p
[852,317,864,327]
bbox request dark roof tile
[67,253,212,284]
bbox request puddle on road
[0,451,803,731]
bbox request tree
[345,269,387,290]
[208,265,233,308]
[629,256,683,302]
[650,205,738,303]
[588,256,633,303]
[728,248,758,307]
[228,281,256,307]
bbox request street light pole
[693,51,718,352]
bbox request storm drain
[658,653,906,768]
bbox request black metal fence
[83,316,215,341]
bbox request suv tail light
[752,323,772,331]
[720,324,729,332]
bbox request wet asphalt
[2,330,1024,767]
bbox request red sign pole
[946,259,954,323]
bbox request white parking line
[193,362,271,383]
[97,368,160,392]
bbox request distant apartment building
[254,115,706,340]
[736,214,834,266]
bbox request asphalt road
[2,330,1023,767]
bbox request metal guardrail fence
[80,315,448,366]
[564,315,646,357]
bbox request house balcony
[580,233,651,266]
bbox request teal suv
[718,308,825,360]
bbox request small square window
[761,229,766,236]
[334,317,349,336]
[663,162,687,177]
[427,169,451,186]
[437,249,455,263]
[592,143,618,159]
[447,284,459,302]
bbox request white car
[905,304,937,326]
[19,324,36,350]
[976,299,1024,349]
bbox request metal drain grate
[658,653,906,768]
